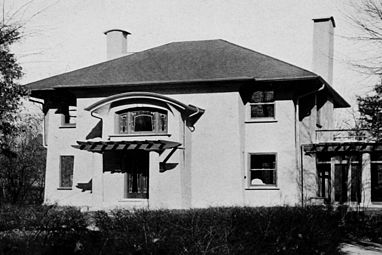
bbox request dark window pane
[263,91,274,102]
[250,91,274,103]
[351,164,361,202]
[250,170,275,185]
[250,104,274,118]
[251,154,276,169]
[371,163,382,202]
[372,153,382,162]
[264,104,275,117]
[119,114,128,133]
[250,91,264,103]
[60,156,74,187]
[317,154,331,163]
[334,164,348,203]
[317,164,331,201]
[134,115,153,132]
[159,113,166,132]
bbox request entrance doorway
[123,151,149,199]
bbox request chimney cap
[104,29,131,35]
[312,16,336,28]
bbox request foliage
[10,205,382,254]
[0,22,29,147]
[341,209,382,244]
[357,80,382,141]
[0,113,46,204]
[94,206,343,255]
[0,204,88,255]
[346,0,382,75]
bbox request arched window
[118,107,167,134]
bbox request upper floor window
[249,90,275,119]
[118,107,167,134]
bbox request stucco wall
[244,100,299,206]
[44,95,189,209]
[171,92,245,208]
[44,88,334,209]
[300,97,334,202]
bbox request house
[26,17,382,210]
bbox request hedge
[0,205,348,254]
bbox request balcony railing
[315,129,371,143]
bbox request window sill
[57,187,72,190]
[245,119,277,124]
[109,133,171,137]
[59,124,76,129]
[118,198,148,202]
[245,186,279,190]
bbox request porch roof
[303,142,382,154]
[72,140,181,153]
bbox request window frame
[116,107,168,135]
[248,153,277,188]
[59,155,74,189]
[247,90,276,122]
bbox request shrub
[0,204,88,254]
[342,209,382,243]
[94,206,343,255]
[0,205,346,254]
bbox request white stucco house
[26,17,382,210]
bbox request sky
[3,0,379,123]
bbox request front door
[123,151,149,199]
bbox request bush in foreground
[0,204,87,254]
[94,206,342,255]
[0,205,345,254]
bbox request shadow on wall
[76,179,92,193]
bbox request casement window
[249,153,277,186]
[59,156,74,188]
[61,105,77,127]
[118,107,167,134]
[371,153,382,202]
[249,90,275,119]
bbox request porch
[304,130,382,208]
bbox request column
[91,153,104,209]
[361,152,371,208]
[330,156,336,203]
[148,151,160,209]
[347,162,352,204]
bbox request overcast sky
[4,0,378,117]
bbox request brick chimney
[104,29,130,60]
[312,17,335,85]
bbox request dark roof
[26,39,349,107]
[27,39,317,90]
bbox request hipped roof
[26,39,349,107]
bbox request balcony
[315,129,372,143]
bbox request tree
[357,80,382,141]
[346,0,382,75]
[0,113,46,204]
[0,22,29,150]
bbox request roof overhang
[72,140,181,153]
